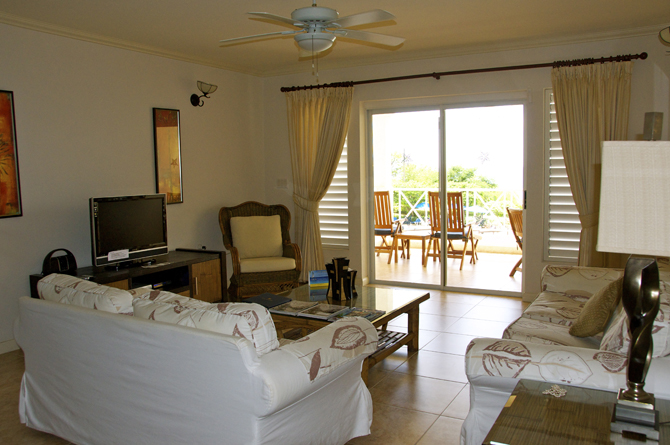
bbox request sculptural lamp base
[610,256,660,440]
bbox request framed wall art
[152,108,183,204]
[0,90,22,218]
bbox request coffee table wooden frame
[270,291,429,384]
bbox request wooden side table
[394,231,432,265]
[484,379,669,444]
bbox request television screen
[90,194,168,267]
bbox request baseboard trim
[0,339,19,355]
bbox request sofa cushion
[522,291,589,326]
[133,292,279,356]
[600,284,670,358]
[230,215,283,259]
[503,317,602,350]
[541,265,622,295]
[569,277,623,337]
[240,257,296,273]
[37,273,134,315]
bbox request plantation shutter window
[319,142,349,247]
[544,90,581,261]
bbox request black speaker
[42,249,78,276]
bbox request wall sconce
[190,81,218,107]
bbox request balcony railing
[393,188,522,230]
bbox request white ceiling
[1,0,669,77]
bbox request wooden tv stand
[30,249,227,303]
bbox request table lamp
[597,141,670,440]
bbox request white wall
[262,33,670,300]
[0,23,266,347]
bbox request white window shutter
[319,143,349,247]
[545,90,581,261]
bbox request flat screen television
[90,194,168,267]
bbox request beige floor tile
[347,403,439,445]
[416,416,464,445]
[387,313,459,333]
[395,350,468,383]
[444,318,509,338]
[462,305,523,323]
[442,384,470,419]
[477,295,528,309]
[369,372,464,415]
[422,333,476,356]
[420,300,476,317]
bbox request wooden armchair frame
[507,207,523,277]
[374,191,402,264]
[219,201,301,299]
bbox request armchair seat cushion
[374,228,395,236]
[240,257,297,273]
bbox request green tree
[447,166,497,189]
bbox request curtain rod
[280,52,647,92]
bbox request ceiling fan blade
[337,29,405,47]
[219,30,299,46]
[248,12,304,27]
[330,9,395,28]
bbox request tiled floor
[0,288,528,445]
[374,246,523,295]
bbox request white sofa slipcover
[461,261,670,445]
[15,278,377,445]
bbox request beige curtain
[285,86,353,281]
[551,61,632,267]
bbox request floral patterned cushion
[541,265,622,295]
[280,317,378,382]
[522,291,588,326]
[466,338,628,386]
[600,282,670,358]
[133,292,279,356]
[37,273,134,315]
[503,317,601,350]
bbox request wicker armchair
[219,201,301,299]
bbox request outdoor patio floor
[374,247,522,295]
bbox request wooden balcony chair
[374,191,402,264]
[219,201,301,299]
[425,191,477,270]
[507,207,523,277]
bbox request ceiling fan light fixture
[291,6,338,23]
[295,33,336,52]
[660,27,670,46]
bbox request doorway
[371,104,524,295]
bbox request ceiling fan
[219,1,405,54]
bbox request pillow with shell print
[132,297,279,356]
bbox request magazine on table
[330,307,386,321]
[299,303,351,320]
[270,301,349,320]
[269,300,320,316]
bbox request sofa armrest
[541,265,622,295]
[251,318,377,416]
[465,337,630,390]
[280,317,378,381]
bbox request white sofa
[15,274,378,445]
[462,260,670,445]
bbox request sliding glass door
[370,103,524,295]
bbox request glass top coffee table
[272,285,430,383]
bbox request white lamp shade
[597,141,670,257]
[294,33,336,53]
